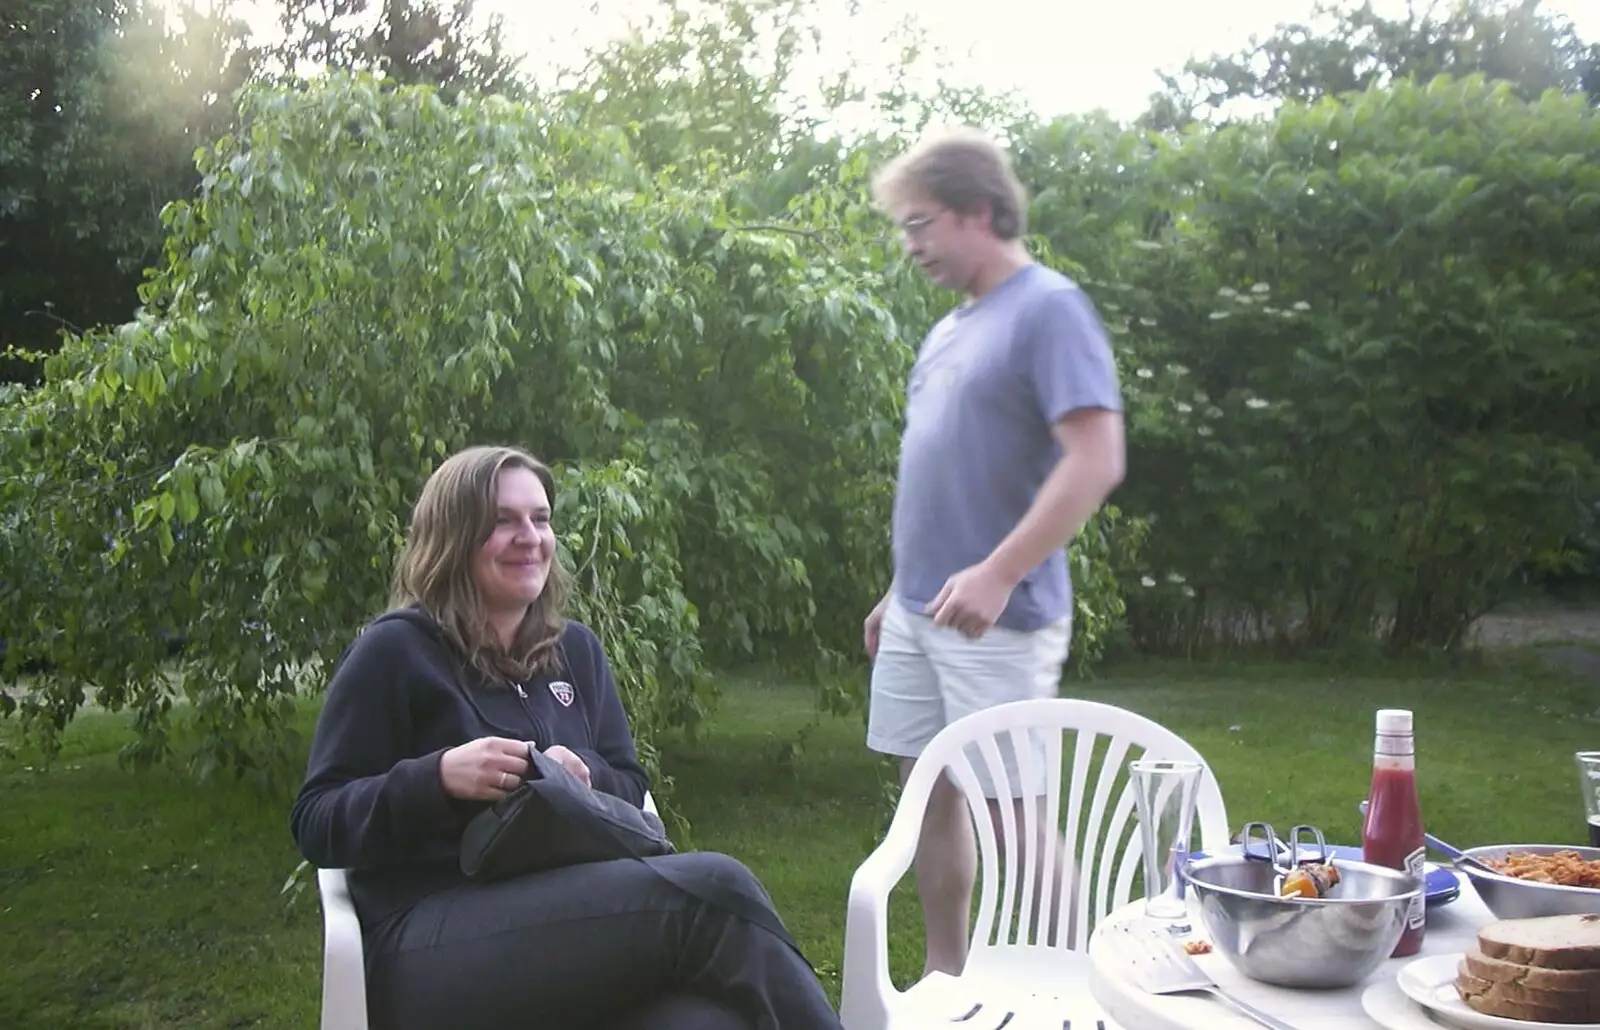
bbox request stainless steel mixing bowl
[1183,851,1423,988]
[1456,844,1600,920]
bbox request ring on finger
[500,771,511,789]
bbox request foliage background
[1,0,1596,796]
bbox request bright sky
[209,0,1599,125]
[483,0,1600,123]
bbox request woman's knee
[673,850,770,898]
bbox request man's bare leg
[907,769,1083,978]
[987,796,1078,948]
[906,759,978,977]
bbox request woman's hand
[439,736,531,800]
[542,745,591,788]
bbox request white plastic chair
[316,866,368,1030]
[840,698,1230,1030]
[316,791,660,1030]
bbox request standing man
[864,127,1126,978]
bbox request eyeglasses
[898,213,941,239]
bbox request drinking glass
[1131,758,1204,932]
[1575,751,1600,846]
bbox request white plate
[1396,953,1600,1030]
[1363,973,1451,1029]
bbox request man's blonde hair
[870,127,1028,240]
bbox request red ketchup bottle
[1362,708,1426,957]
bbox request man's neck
[965,242,1032,302]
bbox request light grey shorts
[866,596,1071,798]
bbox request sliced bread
[1458,985,1600,1024]
[1458,960,1600,1011]
[1464,946,1600,994]
[1478,914,1600,971]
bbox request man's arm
[983,407,1125,587]
[925,408,1124,636]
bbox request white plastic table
[1088,882,1493,1028]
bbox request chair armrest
[840,794,927,1030]
[317,868,369,1030]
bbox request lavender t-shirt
[891,263,1123,632]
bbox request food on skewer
[1279,861,1341,899]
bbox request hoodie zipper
[511,681,549,745]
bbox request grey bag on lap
[460,744,675,881]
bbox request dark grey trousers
[364,851,841,1030]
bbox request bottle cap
[1376,708,1413,735]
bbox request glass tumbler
[1131,758,1204,931]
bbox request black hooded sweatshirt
[289,606,651,927]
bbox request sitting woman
[291,445,841,1030]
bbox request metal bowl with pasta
[1456,843,1600,920]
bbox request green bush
[1021,76,1600,652]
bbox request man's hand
[542,745,592,788]
[863,592,892,660]
[926,562,1016,638]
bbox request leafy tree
[1149,0,1596,127]
[1,0,528,387]
[270,0,524,97]
[1096,75,1600,651]
[0,76,995,784]
[556,0,1033,214]
[555,0,820,178]
[0,0,255,383]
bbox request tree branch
[721,222,826,240]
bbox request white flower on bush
[1136,367,1154,378]
[1245,397,1270,410]
[1174,401,1193,413]
[1292,301,1311,311]
[1197,426,1213,436]
[1140,575,1156,587]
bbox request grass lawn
[2,652,1597,1029]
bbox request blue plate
[1190,843,1462,908]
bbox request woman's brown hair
[389,445,571,684]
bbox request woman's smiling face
[471,466,555,617]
